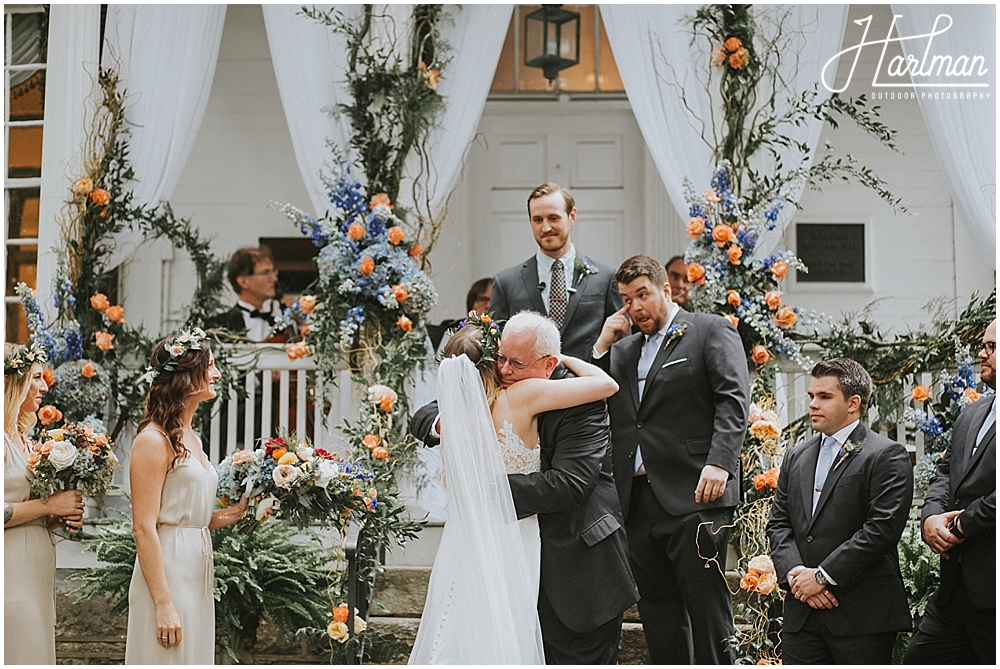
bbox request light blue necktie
[812,436,838,513]
[634,332,662,474]
[974,398,996,455]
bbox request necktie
[549,259,567,329]
[634,332,662,475]
[812,436,838,513]
[973,399,996,455]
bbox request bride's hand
[155,601,183,648]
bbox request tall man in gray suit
[490,183,623,359]
[905,318,996,664]
[593,254,749,664]
[768,358,913,664]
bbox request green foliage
[893,513,941,662]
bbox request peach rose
[95,331,115,351]
[359,256,375,276]
[278,452,299,466]
[90,293,111,311]
[728,244,743,265]
[686,263,706,286]
[964,387,981,402]
[90,188,111,206]
[687,216,706,238]
[753,473,767,491]
[764,290,782,311]
[711,46,727,66]
[27,451,42,471]
[372,446,389,461]
[724,36,742,53]
[391,284,408,303]
[42,368,55,386]
[370,193,392,209]
[750,419,780,442]
[396,315,413,332]
[39,440,53,456]
[347,221,366,241]
[72,177,94,196]
[764,468,779,490]
[727,290,741,307]
[298,295,316,314]
[105,305,125,323]
[911,385,930,403]
[704,188,720,203]
[369,384,398,413]
[712,224,735,247]
[729,48,750,69]
[740,571,760,591]
[285,342,310,360]
[362,434,380,451]
[327,621,349,643]
[725,314,739,328]
[387,226,406,245]
[231,450,253,466]
[756,571,778,595]
[773,306,797,329]
[771,259,788,280]
[38,405,62,425]
[81,362,97,379]
[751,345,770,366]
[409,244,423,260]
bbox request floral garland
[3,338,47,377]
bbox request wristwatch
[947,515,966,539]
[814,569,829,586]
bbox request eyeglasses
[251,268,278,277]
[473,295,491,304]
[496,353,549,371]
[978,341,996,356]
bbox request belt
[158,525,213,592]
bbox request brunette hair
[527,183,575,215]
[443,325,502,408]
[615,254,668,287]
[811,358,872,416]
[227,247,273,294]
[465,278,493,312]
[4,343,40,438]
[138,338,214,469]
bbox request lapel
[619,333,643,412]
[808,423,868,531]
[561,255,593,333]
[956,400,995,488]
[797,435,822,522]
[518,258,546,314]
[639,312,691,408]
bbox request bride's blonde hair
[443,326,502,408]
[4,343,41,438]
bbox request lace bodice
[498,420,541,475]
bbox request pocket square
[661,357,688,369]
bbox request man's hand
[803,590,839,609]
[694,464,728,503]
[789,567,828,600]
[923,510,963,557]
[594,305,631,355]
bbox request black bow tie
[239,305,275,324]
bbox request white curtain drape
[102,5,227,269]
[893,5,997,269]
[600,5,848,252]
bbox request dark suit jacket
[921,397,996,609]
[595,310,749,518]
[767,423,914,635]
[203,305,248,334]
[410,366,638,633]
[490,253,623,360]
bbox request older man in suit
[593,254,749,664]
[490,183,622,359]
[767,358,913,664]
[904,319,996,664]
[411,312,638,664]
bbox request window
[491,5,624,94]
[5,5,47,343]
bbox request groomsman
[490,183,622,359]
[904,319,996,664]
[767,358,913,664]
[593,254,749,664]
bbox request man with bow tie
[767,358,913,664]
[206,247,284,341]
[904,318,996,664]
[593,254,749,664]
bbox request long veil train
[408,355,544,665]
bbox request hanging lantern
[523,5,580,81]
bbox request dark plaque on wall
[795,223,865,283]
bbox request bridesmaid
[4,342,84,664]
[125,331,248,664]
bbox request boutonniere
[574,256,599,285]
[833,438,866,470]
[662,322,689,349]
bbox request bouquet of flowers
[28,422,120,503]
[216,432,379,530]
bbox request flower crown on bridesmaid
[137,327,208,385]
[442,311,502,369]
[4,340,47,378]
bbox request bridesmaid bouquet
[216,432,378,530]
[28,422,120,503]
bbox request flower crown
[138,327,208,385]
[4,340,48,377]
[440,311,502,369]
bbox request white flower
[327,621,349,643]
[352,613,367,634]
[272,464,301,489]
[747,555,775,574]
[48,441,79,472]
[296,446,315,462]
[48,428,66,442]
[315,459,338,489]
[256,495,279,521]
[168,344,184,356]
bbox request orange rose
[911,385,930,403]
[333,604,350,624]
[105,305,125,323]
[728,48,750,69]
[725,314,739,328]
[409,244,423,260]
[391,284,408,303]
[347,221,366,241]
[362,434,380,451]
[712,225,735,247]
[372,446,389,461]
[771,260,788,280]
[727,244,743,265]
[95,331,115,351]
[764,468,779,489]
[90,293,111,311]
[687,216,706,238]
[298,295,316,314]
[724,36,742,53]
[27,452,42,471]
[764,290,782,311]
[704,188,720,203]
[81,362,97,379]
[726,290,741,307]
[711,46,727,66]
[286,342,310,360]
[39,440,53,456]
[370,193,393,209]
[396,315,413,332]
[686,263,706,286]
[751,345,770,366]
[964,387,981,402]
[271,447,287,461]
[359,257,375,276]
[90,188,111,206]
[42,368,55,386]
[773,306,797,329]
[740,571,760,591]
[37,405,62,425]
[753,473,767,491]
[387,226,406,245]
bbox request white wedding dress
[408,355,545,665]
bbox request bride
[408,315,618,664]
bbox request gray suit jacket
[490,253,622,360]
[595,310,750,518]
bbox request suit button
[637,422,643,429]
[806,536,813,543]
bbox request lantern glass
[524,5,580,81]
